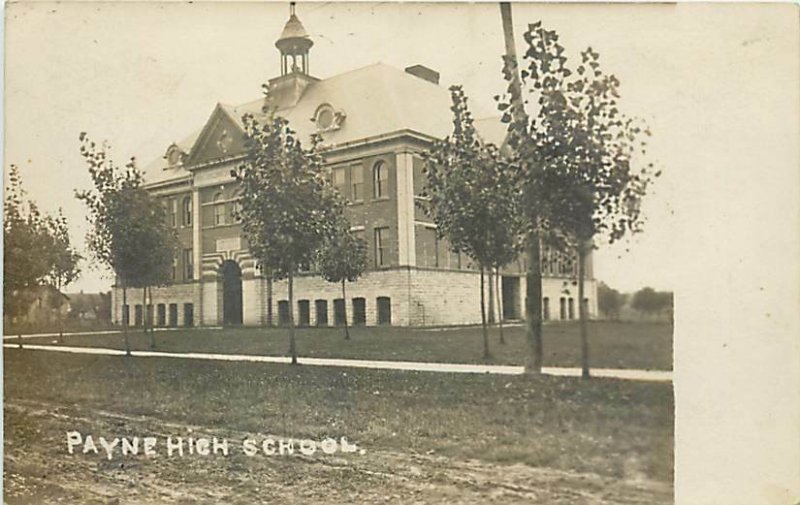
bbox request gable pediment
[185,104,247,168]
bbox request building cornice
[144,176,192,192]
[179,129,436,175]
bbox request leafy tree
[317,217,368,340]
[76,133,161,356]
[497,18,580,373]
[44,210,82,341]
[632,287,672,317]
[3,165,55,342]
[127,196,179,348]
[542,46,657,378]
[422,86,524,360]
[232,113,341,364]
[497,17,658,377]
[597,282,623,321]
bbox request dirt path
[4,399,672,504]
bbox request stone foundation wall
[112,269,598,328]
[111,282,201,327]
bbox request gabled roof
[473,116,508,148]
[142,62,507,184]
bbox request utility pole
[499,2,544,374]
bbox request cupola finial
[275,2,313,76]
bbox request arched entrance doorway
[220,260,243,325]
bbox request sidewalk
[3,343,672,383]
[2,327,223,340]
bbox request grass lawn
[17,321,673,371]
[4,349,673,503]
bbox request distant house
[66,291,111,323]
[6,285,70,328]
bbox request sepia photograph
[2,1,798,504]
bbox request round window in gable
[315,104,335,131]
[165,143,184,167]
[313,104,345,132]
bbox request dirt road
[4,399,672,504]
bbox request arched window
[182,196,192,226]
[373,161,387,198]
[213,193,225,226]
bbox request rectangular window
[413,156,426,196]
[157,304,166,326]
[183,248,193,280]
[333,167,347,198]
[277,301,290,327]
[433,232,439,268]
[298,300,310,327]
[351,164,363,202]
[171,256,178,281]
[183,303,194,327]
[333,299,345,326]
[170,199,177,227]
[352,298,366,326]
[169,303,178,327]
[416,225,437,267]
[315,300,328,326]
[374,227,388,267]
[377,297,391,325]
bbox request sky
[3,1,795,294]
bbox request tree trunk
[342,279,350,341]
[142,287,147,336]
[480,266,491,360]
[525,232,544,374]
[578,245,590,379]
[500,2,539,373]
[266,277,273,327]
[288,270,298,365]
[488,268,495,324]
[57,278,64,343]
[496,268,505,344]
[122,285,131,356]
[148,286,156,350]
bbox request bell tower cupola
[275,2,313,76]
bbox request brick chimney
[405,65,439,85]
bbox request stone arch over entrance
[220,260,243,325]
